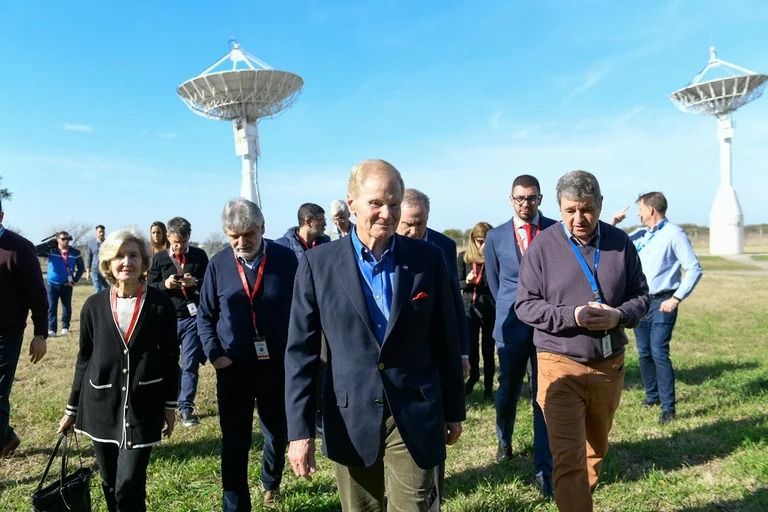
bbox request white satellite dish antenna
[177,41,303,207]
[670,47,767,255]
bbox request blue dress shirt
[350,229,397,344]
[0,224,5,240]
[629,218,702,299]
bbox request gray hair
[167,217,192,239]
[99,229,151,285]
[221,198,264,233]
[329,199,349,216]
[556,170,602,205]
[402,188,430,212]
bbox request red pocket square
[411,292,429,301]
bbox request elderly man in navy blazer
[197,199,298,510]
[285,159,465,511]
[484,174,556,497]
[397,188,471,376]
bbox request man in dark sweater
[148,216,209,427]
[197,199,297,509]
[0,198,48,456]
[515,170,649,512]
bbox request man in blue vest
[38,230,84,337]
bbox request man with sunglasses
[484,174,555,497]
[38,230,84,337]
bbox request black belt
[650,290,675,299]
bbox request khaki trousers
[335,415,437,512]
[536,352,624,512]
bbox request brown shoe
[0,432,20,457]
[263,490,279,507]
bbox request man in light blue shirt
[613,191,702,424]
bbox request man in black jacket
[148,216,209,427]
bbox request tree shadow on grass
[601,415,768,485]
[676,361,760,386]
[677,486,768,511]
[443,455,550,511]
[622,360,760,390]
[151,431,264,461]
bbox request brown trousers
[536,352,624,512]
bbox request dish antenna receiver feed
[670,47,767,255]
[177,41,303,207]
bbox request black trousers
[92,441,152,512]
[217,361,288,512]
[466,306,496,393]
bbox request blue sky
[2,1,767,243]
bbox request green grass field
[2,269,767,511]
[697,256,761,272]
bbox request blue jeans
[47,282,73,332]
[634,295,678,413]
[496,339,552,476]
[216,361,287,510]
[177,317,206,413]
[92,271,108,294]
[0,331,24,447]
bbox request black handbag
[32,431,93,512]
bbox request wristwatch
[618,309,629,327]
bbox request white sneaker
[48,330,56,337]
[61,328,70,335]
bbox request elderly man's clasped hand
[574,302,621,331]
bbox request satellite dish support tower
[670,47,767,254]
[177,42,303,208]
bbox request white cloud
[489,111,503,129]
[62,123,94,133]
[563,62,610,103]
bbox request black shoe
[659,411,676,425]
[496,442,513,462]
[534,471,554,499]
[641,399,660,408]
[464,380,477,396]
[179,410,200,427]
[483,389,494,402]
[0,432,20,457]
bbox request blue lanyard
[635,218,667,253]
[562,223,602,303]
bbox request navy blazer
[484,216,556,344]
[197,241,298,366]
[285,234,466,469]
[426,228,470,356]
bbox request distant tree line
[442,223,768,246]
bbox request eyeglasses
[512,195,542,205]
[473,238,485,244]
[59,237,72,241]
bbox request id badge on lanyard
[253,333,270,360]
[235,251,270,360]
[564,224,612,358]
